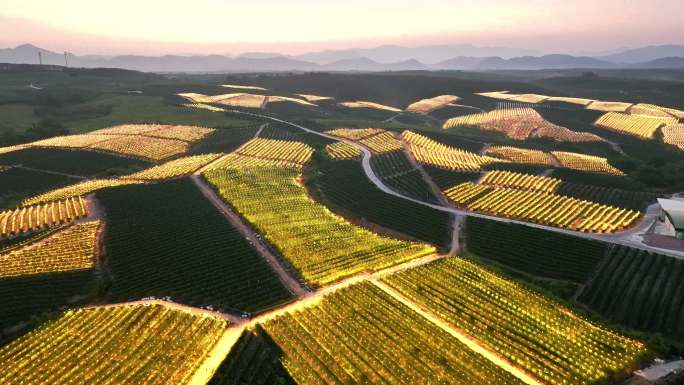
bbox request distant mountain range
[1,43,684,73]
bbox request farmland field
[465,216,608,282]
[314,158,452,248]
[2,66,684,384]
[260,281,527,385]
[381,258,647,385]
[0,303,228,384]
[97,179,293,312]
[578,245,684,341]
[204,163,435,286]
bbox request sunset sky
[1,0,683,56]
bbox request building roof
[658,198,684,230]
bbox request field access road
[189,173,309,298]
[228,110,684,259]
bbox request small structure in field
[657,198,684,239]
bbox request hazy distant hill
[1,43,684,72]
[599,45,684,64]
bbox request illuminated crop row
[662,124,684,151]
[325,142,361,160]
[181,103,226,112]
[595,112,676,139]
[405,95,460,114]
[359,132,404,153]
[338,101,402,112]
[629,103,679,118]
[402,130,499,171]
[0,221,100,278]
[0,304,228,385]
[446,182,640,233]
[480,170,561,193]
[484,146,557,166]
[382,258,647,385]
[261,281,526,385]
[89,135,191,161]
[1,197,88,237]
[204,164,435,286]
[23,179,142,206]
[551,151,625,176]
[587,101,634,112]
[179,92,267,108]
[231,138,313,165]
[123,153,223,180]
[325,128,385,140]
[0,144,27,155]
[30,134,120,148]
[443,107,599,142]
[89,124,168,136]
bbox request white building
[657,198,684,240]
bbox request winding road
[226,109,684,259]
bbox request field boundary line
[187,327,245,385]
[370,279,546,385]
[12,165,86,180]
[189,174,308,298]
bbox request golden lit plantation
[1,124,215,162]
[480,170,561,193]
[595,112,677,139]
[325,142,361,160]
[325,128,385,140]
[204,163,435,286]
[0,221,99,278]
[551,151,625,175]
[587,101,634,112]
[326,128,403,154]
[443,107,602,142]
[122,153,223,180]
[0,304,229,385]
[178,92,315,108]
[405,94,460,114]
[1,197,88,237]
[484,146,557,166]
[22,179,142,205]
[381,258,648,385]
[233,138,313,165]
[338,101,402,112]
[260,281,527,385]
[662,124,684,150]
[402,130,500,171]
[444,182,640,233]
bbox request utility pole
[38,51,43,65]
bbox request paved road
[227,109,684,259]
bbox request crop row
[98,179,293,312]
[260,281,526,385]
[0,221,99,279]
[402,130,499,171]
[0,303,228,384]
[0,197,88,237]
[381,258,647,385]
[325,142,361,160]
[445,182,640,233]
[579,245,684,341]
[480,170,561,193]
[204,165,435,286]
[594,112,677,140]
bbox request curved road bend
[228,110,684,259]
